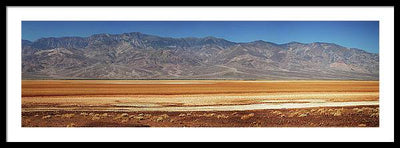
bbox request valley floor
[21,80,379,127]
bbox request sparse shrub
[24,119,31,124]
[42,115,51,119]
[370,113,379,118]
[134,116,144,120]
[289,111,301,117]
[362,107,373,111]
[333,112,342,116]
[332,109,343,116]
[156,117,164,122]
[91,116,100,120]
[61,113,75,118]
[252,122,262,127]
[66,123,75,127]
[153,114,170,122]
[121,119,129,123]
[216,114,229,119]
[203,113,216,117]
[272,110,285,117]
[160,114,169,118]
[241,113,255,120]
[114,113,129,120]
[298,113,308,117]
[272,111,282,115]
[316,108,326,115]
[120,113,129,117]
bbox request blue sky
[22,21,379,53]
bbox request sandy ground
[21,80,379,127]
[21,106,379,127]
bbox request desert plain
[21,80,379,127]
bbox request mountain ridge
[22,32,377,53]
[22,32,379,80]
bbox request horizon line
[21,31,378,53]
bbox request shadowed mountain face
[22,32,379,80]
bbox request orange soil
[21,80,379,127]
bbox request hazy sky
[22,21,379,53]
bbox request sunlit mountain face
[22,32,379,80]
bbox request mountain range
[22,32,379,80]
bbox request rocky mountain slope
[22,32,379,80]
